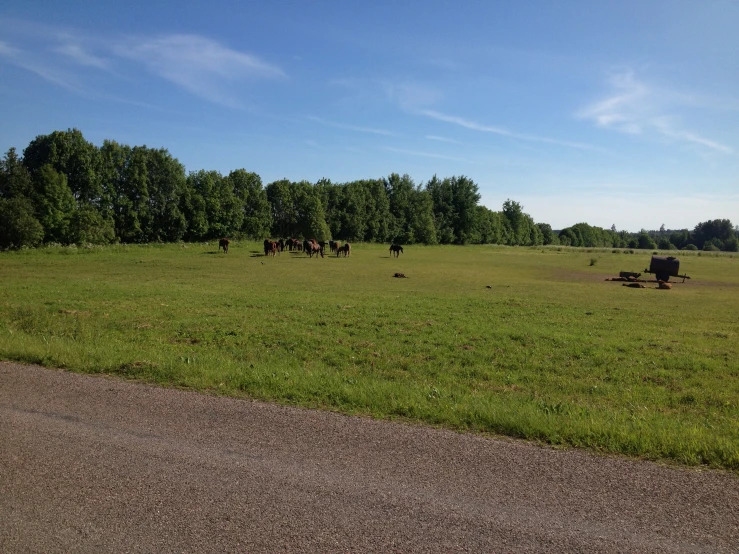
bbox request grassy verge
[1,242,738,469]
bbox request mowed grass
[1,243,738,470]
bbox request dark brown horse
[389,244,403,257]
[336,243,351,257]
[218,238,230,254]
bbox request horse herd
[262,238,351,258]
[218,238,403,259]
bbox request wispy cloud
[307,116,396,136]
[426,135,461,144]
[420,109,599,151]
[1,24,286,109]
[55,41,109,70]
[330,77,443,112]
[382,146,473,163]
[0,40,87,93]
[114,34,286,108]
[578,70,732,154]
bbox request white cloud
[578,70,733,154]
[113,34,286,108]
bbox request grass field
[1,242,738,470]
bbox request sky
[1,0,738,232]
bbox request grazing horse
[218,238,230,254]
[277,238,285,252]
[337,243,351,257]
[389,244,403,257]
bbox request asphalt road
[1,362,737,553]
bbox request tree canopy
[0,129,734,252]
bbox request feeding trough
[643,255,690,282]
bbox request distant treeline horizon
[1,128,737,252]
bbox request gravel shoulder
[1,361,737,553]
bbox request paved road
[1,362,737,553]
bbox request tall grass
[1,242,737,469]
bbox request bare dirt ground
[1,361,737,553]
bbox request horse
[218,238,230,254]
[389,244,403,257]
[277,239,285,252]
[305,239,324,258]
[337,243,351,257]
[264,239,278,257]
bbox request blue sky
[1,0,737,231]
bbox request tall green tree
[692,219,735,250]
[33,164,76,243]
[537,223,558,245]
[146,148,187,242]
[99,140,130,225]
[266,179,298,237]
[116,146,152,242]
[502,199,527,245]
[69,204,116,244]
[0,148,34,200]
[426,175,455,243]
[23,129,102,206]
[227,169,271,239]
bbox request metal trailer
[643,255,690,282]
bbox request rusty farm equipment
[606,255,690,286]
[643,255,690,282]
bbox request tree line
[1,129,736,252]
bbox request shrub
[682,244,698,251]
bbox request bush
[703,244,720,252]
[722,237,739,252]
[682,244,698,251]
[0,197,44,249]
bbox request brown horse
[304,239,324,258]
[337,243,351,257]
[263,239,278,257]
[389,244,403,257]
[218,238,230,254]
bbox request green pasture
[1,243,738,470]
